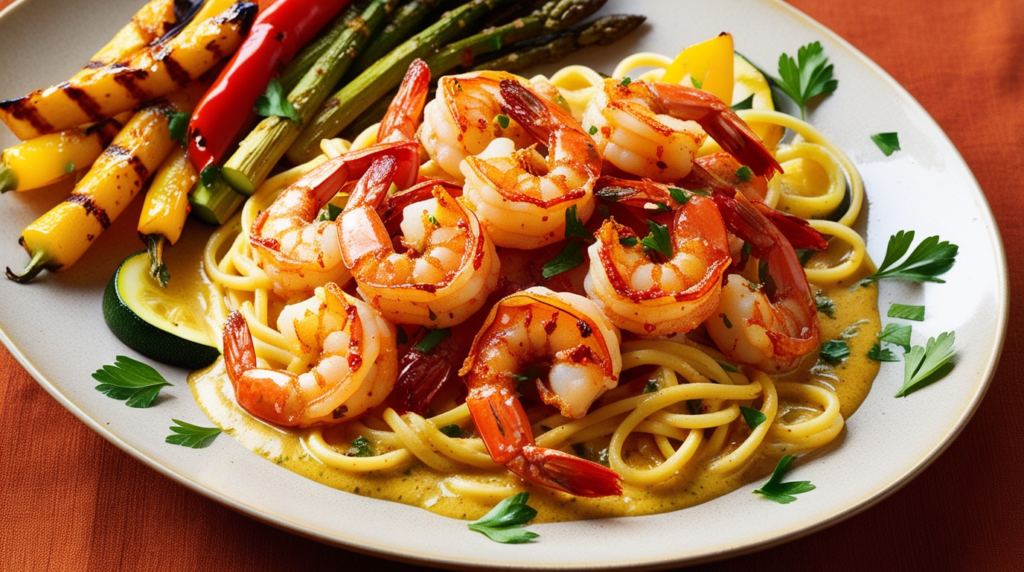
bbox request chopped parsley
[690,76,703,89]
[753,455,815,503]
[716,360,739,373]
[619,77,632,86]
[739,406,767,430]
[867,342,899,362]
[815,292,836,318]
[412,328,451,354]
[65,161,75,174]
[439,424,462,438]
[870,132,901,156]
[669,187,690,205]
[735,166,753,182]
[895,331,956,397]
[349,436,374,457]
[640,219,672,259]
[731,94,755,111]
[255,78,301,123]
[563,205,590,239]
[200,165,219,187]
[541,241,585,278]
[643,380,660,394]
[167,111,189,144]
[619,236,639,247]
[92,356,172,408]
[166,419,221,448]
[771,41,838,120]
[588,125,598,136]
[468,493,539,543]
[878,323,913,351]
[819,339,850,364]
[888,303,925,321]
[495,114,510,129]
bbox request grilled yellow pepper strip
[0,112,133,193]
[73,0,177,77]
[0,2,256,140]
[138,146,197,286]
[6,84,205,284]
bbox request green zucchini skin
[102,252,220,370]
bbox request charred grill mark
[127,153,150,182]
[204,39,224,62]
[158,52,193,87]
[84,60,106,70]
[0,95,55,135]
[112,69,151,102]
[62,84,105,122]
[64,194,111,229]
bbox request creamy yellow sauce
[183,239,880,522]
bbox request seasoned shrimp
[705,193,819,373]
[249,142,419,300]
[581,79,782,182]
[418,70,532,181]
[338,157,500,328]
[461,79,601,249]
[222,283,398,427]
[458,287,623,497]
[585,178,731,336]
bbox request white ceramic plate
[0,0,1008,568]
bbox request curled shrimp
[584,178,732,336]
[581,78,781,182]
[249,142,419,300]
[461,79,601,250]
[338,156,500,328]
[705,193,819,373]
[458,287,623,497]
[418,71,533,181]
[222,283,398,427]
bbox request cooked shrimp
[584,178,731,336]
[222,283,398,428]
[418,70,533,181]
[458,287,623,497]
[705,193,819,373]
[378,58,430,144]
[581,78,782,182]
[338,157,500,328]
[249,142,419,301]
[461,79,601,249]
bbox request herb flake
[542,241,585,278]
[167,111,189,144]
[564,205,590,239]
[439,424,462,438]
[496,114,510,129]
[349,435,374,457]
[867,342,899,362]
[753,455,815,503]
[731,94,755,111]
[640,219,672,259]
[735,166,753,182]
[896,331,956,397]
[92,356,172,408]
[815,292,836,318]
[739,406,767,430]
[888,303,925,321]
[819,339,850,364]
[255,78,301,123]
[468,493,539,543]
[878,322,913,351]
[412,328,451,354]
[871,132,900,156]
[166,419,221,448]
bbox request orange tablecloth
[2,0,1021,570]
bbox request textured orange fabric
[1,0,1022,570]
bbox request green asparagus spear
[287,0,514,165]
[280,6,365,92]
[472,13,646,73]
[346,0,447,79]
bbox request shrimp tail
[379,59,430,143]
[646,82,782,178]
[223,311,256,385]
[222,310,303,426]
[514,446,623,498]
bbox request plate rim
[0,0,1009,568]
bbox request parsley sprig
[166,419,221,448]
[92,356,172,408]
[541,206,592,278]
[468,493,539,543]
[895,331,956,397]
[771,41,838,120]
[859,230,958,286]
[255,78,301,123]
[753,455,816,504]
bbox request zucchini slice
[103,251,220,369]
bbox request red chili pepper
[186,0,353,173]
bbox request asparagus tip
[5,250,56,284]
[0,165,17,193]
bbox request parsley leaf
[716,360,739,373]
[349,436,374,457]
[771,41,838,120]
[878,322,913,351]
[318,203,342,222]
[200,165,219,187]
[92,356,172,408]
[859,230,958,285]
[867,342,899,362]
[735,166,752,182]
[619,236,639,247]
[888,303,924,321]
[896,331,956,397]
[255,78,301,123]
[439,424,462,438]
[542,241,585,278]
[740,406,767,430]
[690,76,703,89]
[871,132,900,156]
[819,339,850,364]
[412,328,451,354]
[588,125,598,136]
[815,292,836,318]
[668,187,690,205]
[753,455,815,503]
[643,380,659,394]
[167,111,189,144]
[640,219,672,259]
[563,205,590,239]
[166,419,221,448]
[495,114,510,129]
[619,77,631,86]
[65,161,75,174]
[468,493,539,543]
[731,94,755,111]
